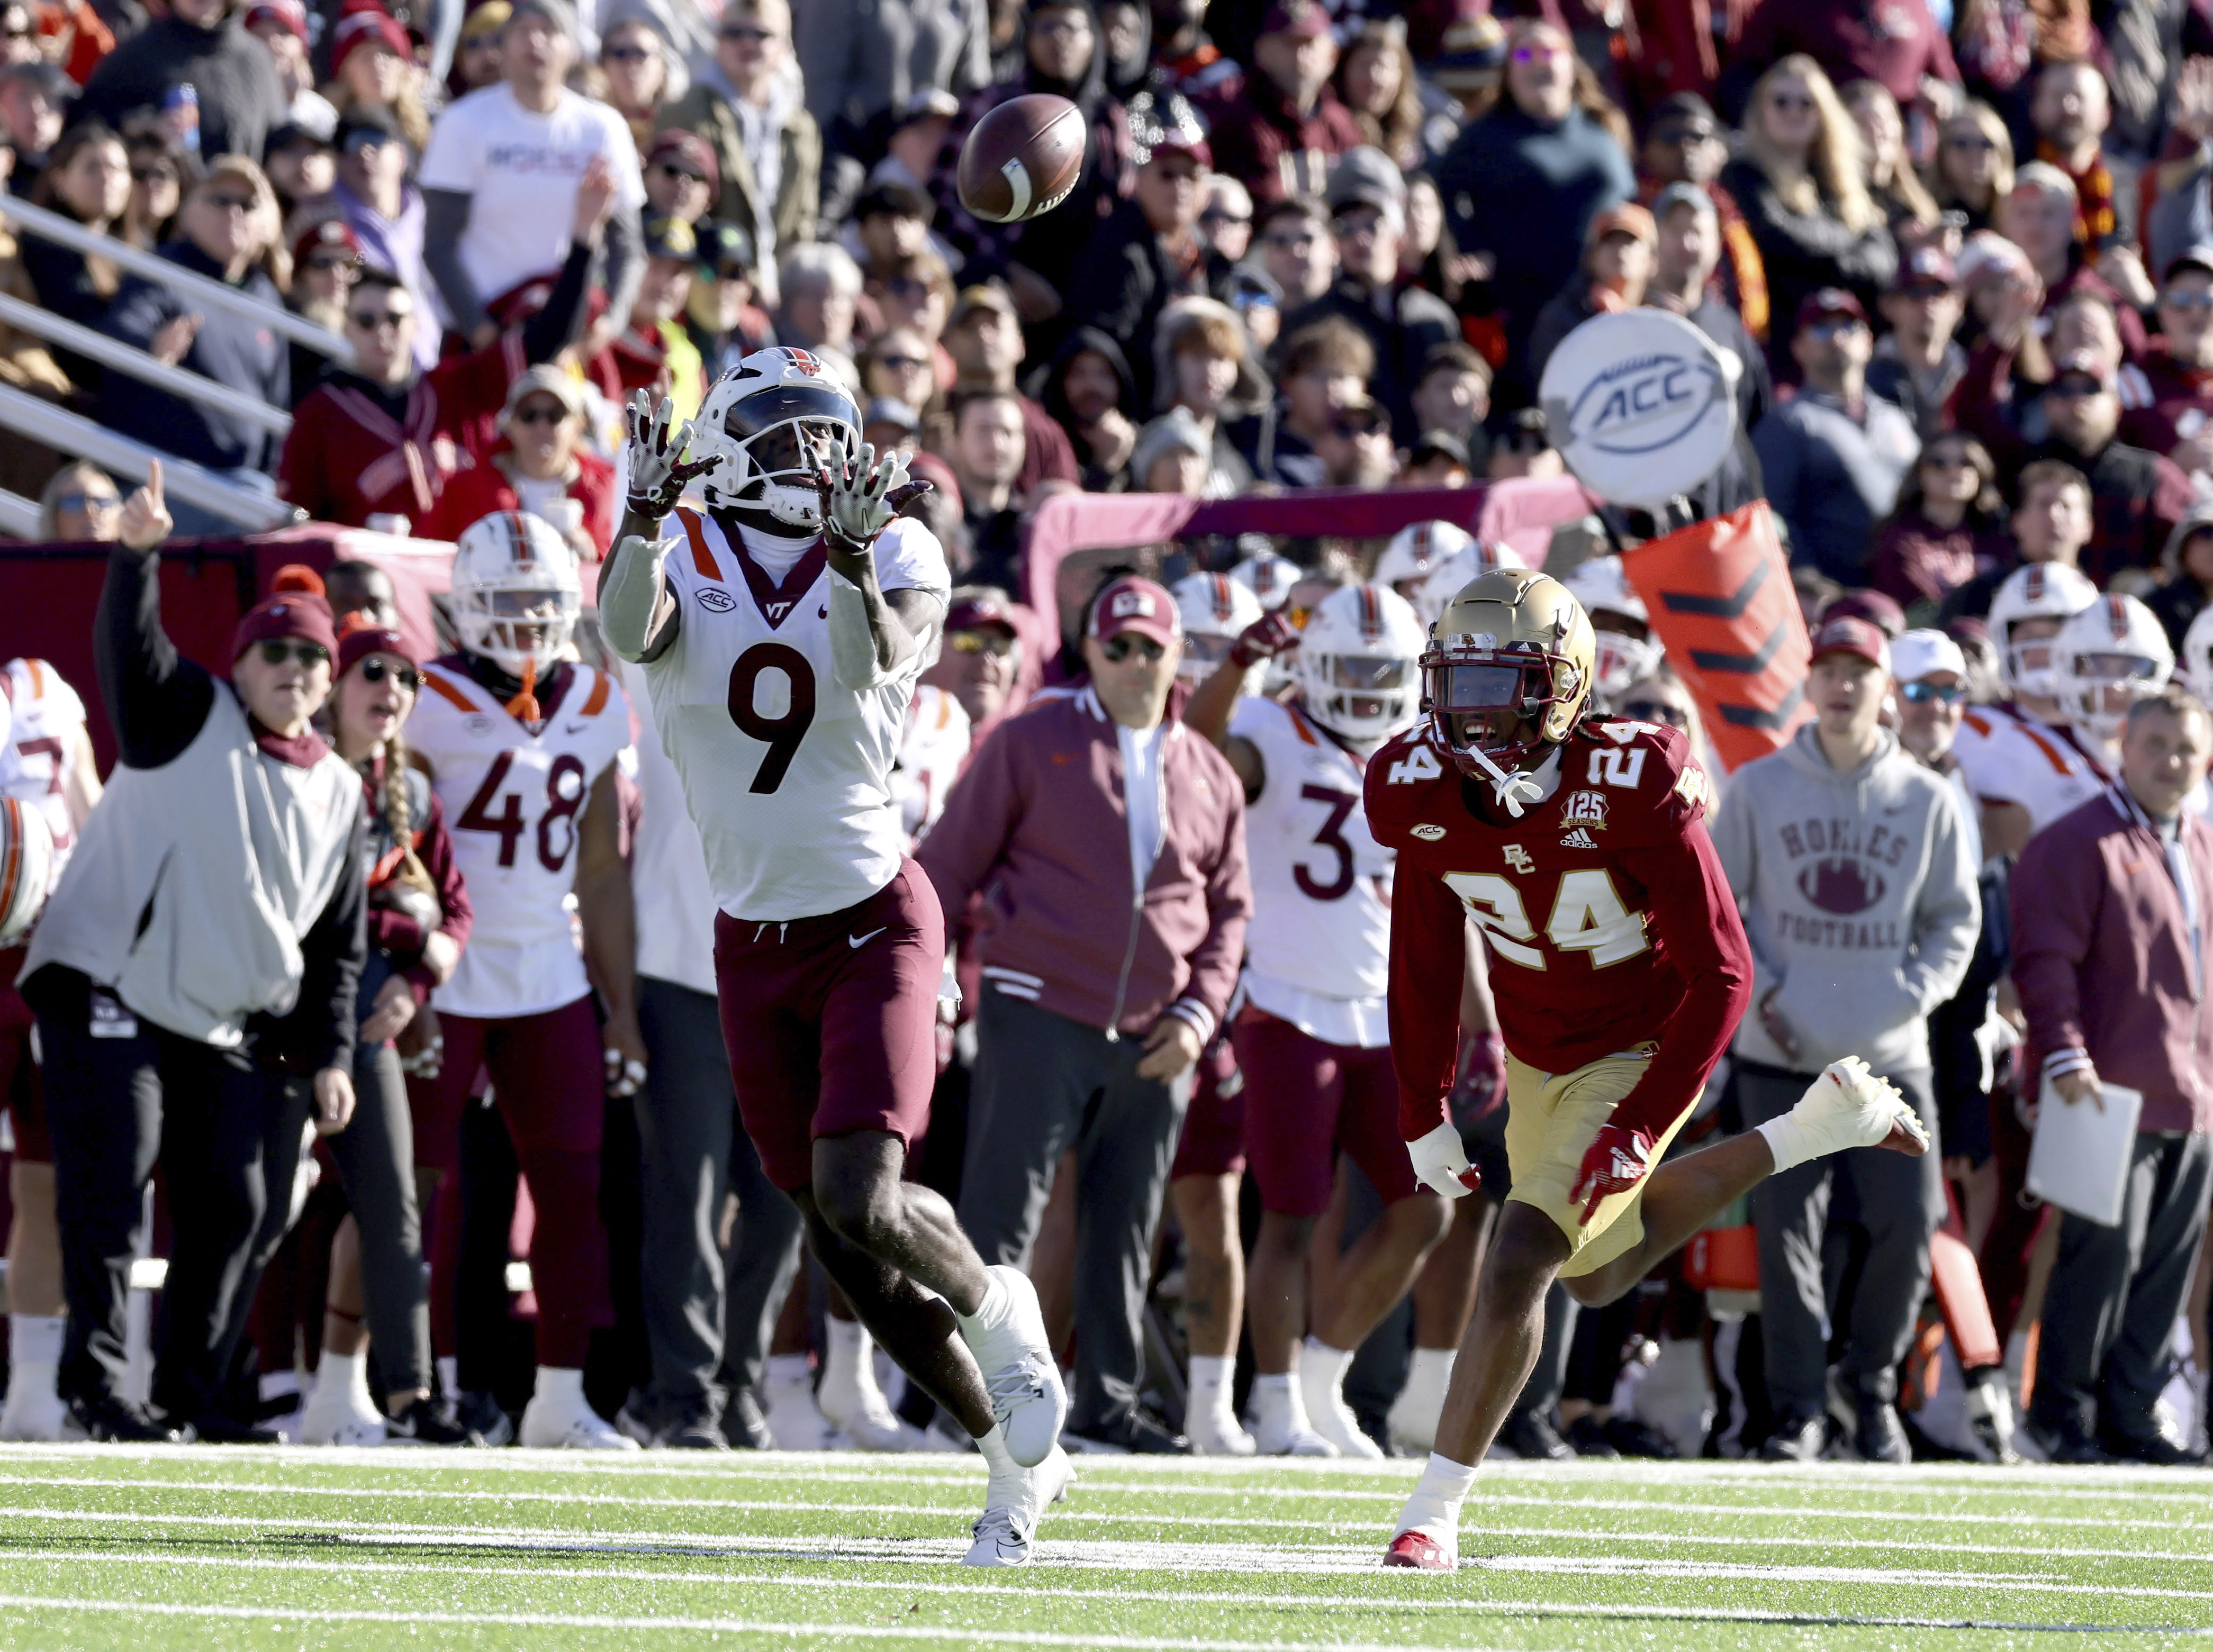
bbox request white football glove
[1406,1120,1481,1200]
[806,433,931,555]
[624,391,710,519]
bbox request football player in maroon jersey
[1366,569,1931,1571]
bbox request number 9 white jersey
[644,508,952,922]
[407,660,631,1018]
[1231,695,1393,1048]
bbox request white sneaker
[1387,1353,1452,1456]
[818,1322,912,1453]
[764,1359,838,1451]
[519,1393,639,1450]
[1250,1411,1339,1457]
[962,1444,1074,1567]
[1784,1058,1930,1160]
[299,1362,387,1447]
[958,1266,1067,1468]
[0,1378,82,1442]
[1304,1369,1384,1460]
[1186,1403,1257,1457]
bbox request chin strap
[505,658,541,725]
[1464,741,1546,818]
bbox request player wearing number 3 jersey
[1367,569,1934,1572]
[403,510,642,1450]
[601,358,1070,1567]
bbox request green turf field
[0,1444,2206,1649]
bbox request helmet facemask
[703,381,858,541]
[1299,649,1417,744]
[456,582,580,678]
[1425,649,1579,779]
[2064,650,2165,742]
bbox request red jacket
[2013,786,2213,1134]
[2119,341,2213,464]
[417,449,619,557]
[1205,79,1366,207]
[918,684,1251,1041]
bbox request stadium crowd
[1,0,2212,1476]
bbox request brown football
[957,94,1087,224]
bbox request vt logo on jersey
[1503,845,1534,874]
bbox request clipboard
[2026,1076,2144,1228]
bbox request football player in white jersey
[1185,583,1452,1458]
[2052,593,2175,766]
[403,511,643,1450]
[600,355,1068,1566]
[1558,556,1661,710]
[895,680,972,846]
[1374,521,1475,605]
[1952,561,2104,855]
[1411,539,1525,636]
[0,658,101,1440]
[1171,570,1263,689]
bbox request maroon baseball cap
[1821,588,1905,639]
[2052,348,2119,393]
[946,592,1018,636]
[1810,614,1890,671]
[1894,245,1957,293]
[232,592,338,662]
[1795,287,1868,333]
[1089,576,1181,647]
[648,129,720,198]
[1259,0,1330,37]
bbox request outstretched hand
[119,459,171,552]
[803,431,933,563]
[624,391,713,519]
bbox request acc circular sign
[1538,308,1736,507]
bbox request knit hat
[330,8,410,81]
[1131,407,1213,487]
[337,613,414,677]
[232,592,338,662]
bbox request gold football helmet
[1420,568,1598,780]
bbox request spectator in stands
[1130,407,1213,494]
[688,220,772,370]
[0,60,68,189]
[1993,167,2152,357]
[34,461,120,540]
[1156,298,1260,496]
[450,2,507,95]
[2017,350,2193,584]
[641,130,717,228]
[1529,202,1656,385]
[1286,176,1457,440]
[326,10,427,155]
[597,19,681,153]
[847,181,933,280]
[2149,501,2213,650]
[1714,614,1979,1464]
[98,155,290,502]
[1844,80,1940,234]
[331,110,439,375]
[2029,60,2117,255]
[77,0,284,173]
[1931,102,2013,234]
[1636,91,1768,344]
[921,575,1250,1455]
[863,325,944,431]
[1310,391,1396,486]
[1752,289,1919,584]
[773,240,861,377]
[1723,57,1898,370]
[417,368,615,557]
[868,250,954,357]
[1040,327,1139,493]
[24,466,363,1442]
[278,162,608,531]
[2015,687,2213,1464]
[1868,246,1966,441]
[942,281,1079,494]
[418,0,644,355]
[1941,458,2094,621]
[1724,0,1956,115]
[1408,343,1491,471]
[1252,197,1335,311]
[1206,0,1362,207]
[919,586,1032,743]
[1872,433,2011,616]
[261,123,335,221]
[945,386,1027,588]
[1197,174,1254,275]
[1338,19,1422,172]
[2122,248,2213,477]
[1259,315,1371,488]
[607,215,707,418]
[119,123,192,252]
[1067,94,1209,409]
[1435,17,1634,392]
[22,121,129,389]
[286,219,360,388]
[664,0,820,276]
[792,0,986,155]
[1646,184,1771,437]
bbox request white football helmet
[450,510,582,678]
[1230,550,1300,611]
[0,793,52,949]
[1374,520,1477,596]
[1986,562,2099,701]
[2183,604,2213,692]
[1559,555,1659,702]
[1294,582,1425,745]
[1412,540,1527,633]
[690,347,861,540]
[1171,570,1263,685]
[2054,592,2173,744]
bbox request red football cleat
[1383,1530,1457,1571]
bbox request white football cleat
[519,1391,639,1450]
[963,1444,1074,1567]
[764,1356,839,1451]
[958,1265,1067,1467]
[818,1321,913,1452]
[299,1356,387,1447]
[1386,1353,1452,1456]
[1764,1057,1928,1173]
[1303,1366,1384,1460]
[1250,1411,1339,1458]
[1185,1401,1257,1457]
[0,1378,83,1443]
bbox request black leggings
[324,1036,432,1394]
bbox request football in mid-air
[957,93,1086,224]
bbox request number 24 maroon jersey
[1363,716,1753,1141]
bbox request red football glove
[1447,1030,1508,1132]
[1229,610,1299,668]
[1570,1123,1659,1223]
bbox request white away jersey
[407,659,631,1018]
[897,684,971,847]
[646,509,952,922]
[1231,695,1393,1047]
[1953,704,2108,839]
[1,658,89,873]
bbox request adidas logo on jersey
[1560,827,1599,850]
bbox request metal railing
[0,486,41,538]
[0,292,292,437]
[0,383,300,531]
[0,194,356,368]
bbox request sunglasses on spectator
[357,657,420,691]
[602,42,653,60]
[948,629,1015,657]
[347,307,408,331]
[512,402,569,425]
[1944,133,1996,152]
[200,192,257,214]
[1510,40,1564,62]
[1767,92,1814,112]
[1618,697,1690,728]
[57,491,120,515]
[132,164,177,184]
[884,275,929,299]
[2049,374,2106,398]
[1899,680,1967,705]
[1920,449,1975,470]
[1804,319,1865,341]
[255,640,330,669]
[306,253,359,274]
[654,161,707,184]
[2164,287,2213,310]
[1263,230,1318,252]
[718,22,770,41]
[1199,208,1251,228]
[876,352,928,372]
[1099,634,1166,663]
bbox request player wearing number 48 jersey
[404,510,642,1451]
[1368,569,1935,1572]
[600,355,1069,1567]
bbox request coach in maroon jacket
[2012,685,2213,1464]
[920,575,1250,1455]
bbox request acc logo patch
[698,587,738,613]
[1411,823,1446,840]
[1562,789,1609,827]
[464,714,494,736]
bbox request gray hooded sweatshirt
[1711,723,1981,1075]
